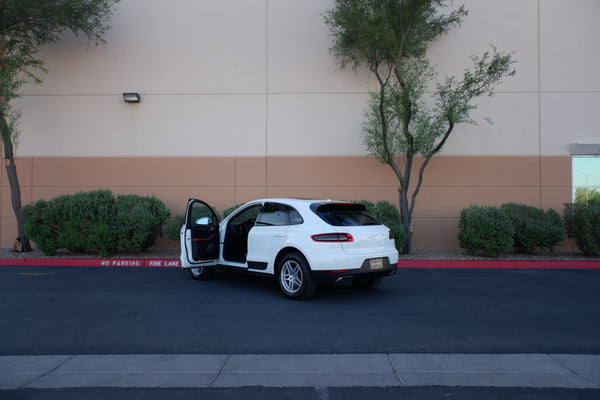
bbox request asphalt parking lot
[1,265,599,398]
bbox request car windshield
[311,203,381,226]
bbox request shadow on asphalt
[203,269,398,302]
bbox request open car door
[181,199,220,268]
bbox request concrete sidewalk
[1,354,599,390]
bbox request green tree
[574,188,600,204]
[0,0,120,251]
[325,0,515,253]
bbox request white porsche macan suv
[180,198,399,299]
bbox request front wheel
[277,252,318,300]
[188,266,213,280]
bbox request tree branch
[409,120,454,218]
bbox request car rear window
[310,203,381,226]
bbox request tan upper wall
[14,0,599,158]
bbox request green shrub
[22,200,57,255]
[45,190,117,257]
[563,200,600,256]
[164,214,185,243]
[23,190,169,257]
[115,195,170,252]
[500,202,564,254]
[458,205,514,258]
[357,200,406,252]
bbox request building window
[572,144,600,203]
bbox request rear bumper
[311,258,398,285]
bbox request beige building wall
[2,0,598,249]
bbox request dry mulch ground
[0,247,180,260]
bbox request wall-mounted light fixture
[122,92,141,103]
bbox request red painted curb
[0,258,181,267]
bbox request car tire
[351,276,382,289]
[277,252,318,300]
[188,266,213,280]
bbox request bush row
[23,190,169,257]
[458,203,565,257]
[27,190,597,258]
[458,201,600,257]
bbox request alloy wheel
[280,260,303,294]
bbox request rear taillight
[389,229,394,240]
[311,233,354,242]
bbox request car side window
[230,204,261,225]
[256,203,303,226]
[288,208,303,225]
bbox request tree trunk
[0,111,32,252]
[399,186,412,254]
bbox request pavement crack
[20,354,75,389]
[387,353,406,387]
[209,354,230,387]
[549,354,600,386]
